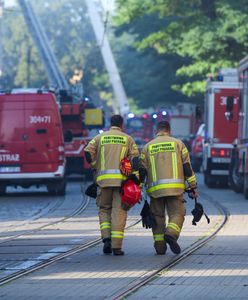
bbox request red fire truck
[202,69,241,187]
[125,113,154,147]
[58,90,104,178]
[229,57,248,198]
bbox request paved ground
[0,174,229,300]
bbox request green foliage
[1,0,111,108]
[115,0,248,97]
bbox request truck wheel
[244,176,248,200]
[229,150,243,193]
[204,173,216,188]
[84,169,94,181]
[0,186,6,195]
[57,180,67,196]
[47,180,66,196]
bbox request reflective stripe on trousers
[167,222,181,233]
[153,234,164,242]
[100,222,111,230]
[111,230,124,239]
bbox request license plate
[0,166,21,173]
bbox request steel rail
[0,218,141,286]
[111,197,229,300]
[0,185,89,245]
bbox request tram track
[0,183,88,245]
[112,195,229,300]
[0,218,141,286]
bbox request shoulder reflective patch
[148,142,175,154]
[89,139,96,145]
[182,147,188,155]
[140,153,145,160]
[101,135,127,145]
[133,144,138,150]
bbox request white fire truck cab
[203,69,241,187]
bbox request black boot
[103,238,112,254]
[113,248,125,256]
[154,241,167,255]
[164,234,181,254]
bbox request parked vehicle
[58,90,104,178]
[0,89,66,195]
[191,123,205,172]
[229,56,248,198]
[202,69,241,187]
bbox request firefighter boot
[112,248,125,256]
[164,234,181,254]
[154,241,167,255]
[103,238,112,254]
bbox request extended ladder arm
[18,0,68,89]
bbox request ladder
[18,0,68,89]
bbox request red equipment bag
[120,179,141,211]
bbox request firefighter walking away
[140,121,198,255]
[84,115,139,256]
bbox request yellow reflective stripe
[167,222,181,233]
[150,155,157,182]
[89,139,96,145]
[101,146,105,170]
[100,222,111,230]
[140,153,145,160]
[111,231,124,239]
[120,147,126,160]
[182,147,188,155]
[91,160,96,168]
[153,234,164,241]
[172,152,178,179]
[96,174,126,182]
[147,183,185,193]
[187,175,196,183]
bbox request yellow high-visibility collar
[156,131,170,137]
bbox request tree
[115,0,248,97]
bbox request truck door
[0,94,24,173]
[24,94,61,173]
[213,89,240,143]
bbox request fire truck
[229,56,248,198]
[125,113,154,147]
[58,90,104,177]
[202,69,241,187]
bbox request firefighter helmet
[120,157,132,177]
[120,179,141,211]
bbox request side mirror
[226,96,234,112]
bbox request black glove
[186,187,199,199]
[140,200,156,229]
[191,198,210,226]
[85,182,97,198]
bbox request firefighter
[139,120,198,255]
[84,115,139,256]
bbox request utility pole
[86,0,130,115]
[0,0,4,87]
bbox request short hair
[110,114,123,127]
[156,120,171,132]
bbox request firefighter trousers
[150,195,186,251]
[96,187,127,249]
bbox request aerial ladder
[86,0,130,115]
[17,0,68,89]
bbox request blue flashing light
[128,113,135,118]
[162,111,167,116]
[152,113,158,119]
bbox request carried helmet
[120,179,141,211]
[120,157,132,177]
